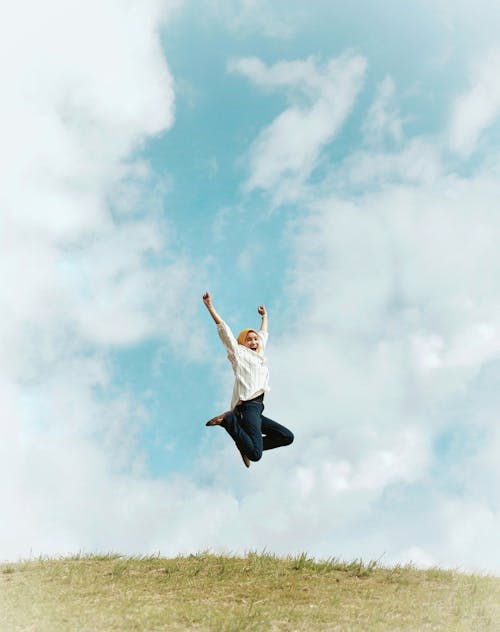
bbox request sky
[1,0,500,573]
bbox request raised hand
[202,291,213,308]
[258,305,268,332]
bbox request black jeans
[222,397,294,462]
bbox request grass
[0,552,499,630]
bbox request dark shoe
[205,412,228,427]
[239,448,251,468]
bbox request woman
[202,291,294,468]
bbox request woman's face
[244,331,259,351]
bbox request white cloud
[229,54,366,203]
[362,76,403,145]
[449,50,500,156]
[207,0,297,39]
[321,138,443,191]
[0,0,215,561]
[257,160,500,571]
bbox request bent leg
[261,415,294,451]
[222,402,264,461]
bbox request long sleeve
[217,320,239,356]
[258,329,268,353]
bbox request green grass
[0,552,499,630]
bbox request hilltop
[1,553,499,630]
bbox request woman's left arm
[258,304,268,332]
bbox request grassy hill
[1,552,499,631]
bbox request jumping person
[202,291,294,468]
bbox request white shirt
[217,320,270,409]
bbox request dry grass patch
[0,552,499,631]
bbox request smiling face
[243,330,259,352]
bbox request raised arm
[203,291,239,355]
[203,291,222,324]
[258,304,268,332]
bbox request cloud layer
[449,50,500,156]
[229,54,366,203]
[3,3,500,575]
[222,48,500,572]
[0,0,203,560]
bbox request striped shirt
[217,320,270,409]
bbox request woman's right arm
[203,291,238,355]
[202,291,222,324]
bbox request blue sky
[2,0,500,571]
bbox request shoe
[205,412,228,427]
[239,448,251,468]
